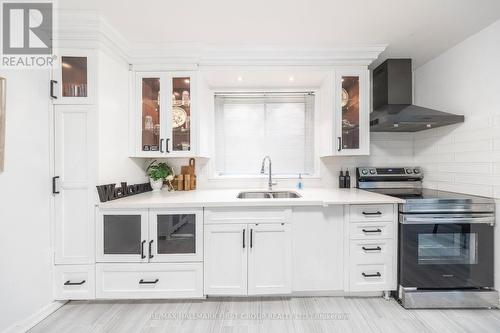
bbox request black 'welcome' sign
[96,182,152,202]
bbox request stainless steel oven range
[357,167,498,309]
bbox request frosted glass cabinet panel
[149,209,203,262]
[96,210,149,263]
[103,215,141,255]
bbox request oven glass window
[418,233,478,265]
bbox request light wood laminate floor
[30,297,500,333]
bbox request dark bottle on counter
[339,169,345,188]
[345,170,351,188]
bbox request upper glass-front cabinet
[134,72,195,157]
[51,49,95,104]
[334,69,369,155]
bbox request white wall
[97,50,147,184]
[413,18,500,289]
[0,69,53,332]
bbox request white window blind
[215,92,315,176]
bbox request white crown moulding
[54,10,386,68]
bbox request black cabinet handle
[160,139,164,153]
[165,138,170,153]
[64,280,85,286]
[141,240,146,259]
[362,229,382,233]
[50,80,58,99]
[337,137,342,151]
[148,240,154,259]
[250,229,253,248]
[362,272,381,278]
[139,279,159,284]
[242,229,245,248]
[52,176,60,194]
[362,211,382,216]
[362,246,382,252]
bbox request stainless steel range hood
[370,59,464,132]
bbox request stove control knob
[413,169,420,174]
[369,169,376,175]
[405,168,413,174]
[361,169,368,175]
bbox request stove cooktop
[366,188,495,204]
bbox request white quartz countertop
[98,188,404,209]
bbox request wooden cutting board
[181,158,195,176]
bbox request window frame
[208,89,321,180]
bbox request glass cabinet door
[61,56,88,98]
[340,75,360,150]
[335,70,368,155]
[149,209,202,262]
[141,77,162,153]
[97,211,148,262]
[52,50,94,104]
[170,76,192,152]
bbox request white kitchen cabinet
[53,265,95,300]
[204,224,248,295]
[96,263,203,299]
[148,209,203,262]
[320,67,370,156]
[51,49,96,104]
[131,72,197,157]
[247,223,291,295]
[53,105,96,264]
[204,222,291,296]
[204,208,292,296]
[345,204,397,293]
[97,208,203,263]
[96,209,149,263]
[291,206,344,292]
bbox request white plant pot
[150,178,163,192]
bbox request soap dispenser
[345,169,351,188]
[296,174,303,190]
[339,169,345,188]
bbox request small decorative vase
[150,178,163,192]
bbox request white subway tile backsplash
[436,182,494,198]
[438,162,493,174]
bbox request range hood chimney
[370,59,464,132]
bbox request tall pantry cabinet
[51,49,97,300]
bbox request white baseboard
[2,301,67,333]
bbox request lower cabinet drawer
[349,221,393,239]
[53,265,95,300]
[349,262,394,292]
[350,240,393,264]
[96,263,203,299]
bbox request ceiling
[59,0,500,68]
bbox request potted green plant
[146,161,173,192]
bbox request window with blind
[214,92,315,176]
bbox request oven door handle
[400,215,495,225]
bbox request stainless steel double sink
[236,191,301,199]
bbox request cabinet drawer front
[349,222,393,239]
[96,263,203,299]
[205,208,291,225]
[53,265,95,300]
[349,263,393,292]
[350,240,393,264]
[349,205,394,222]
